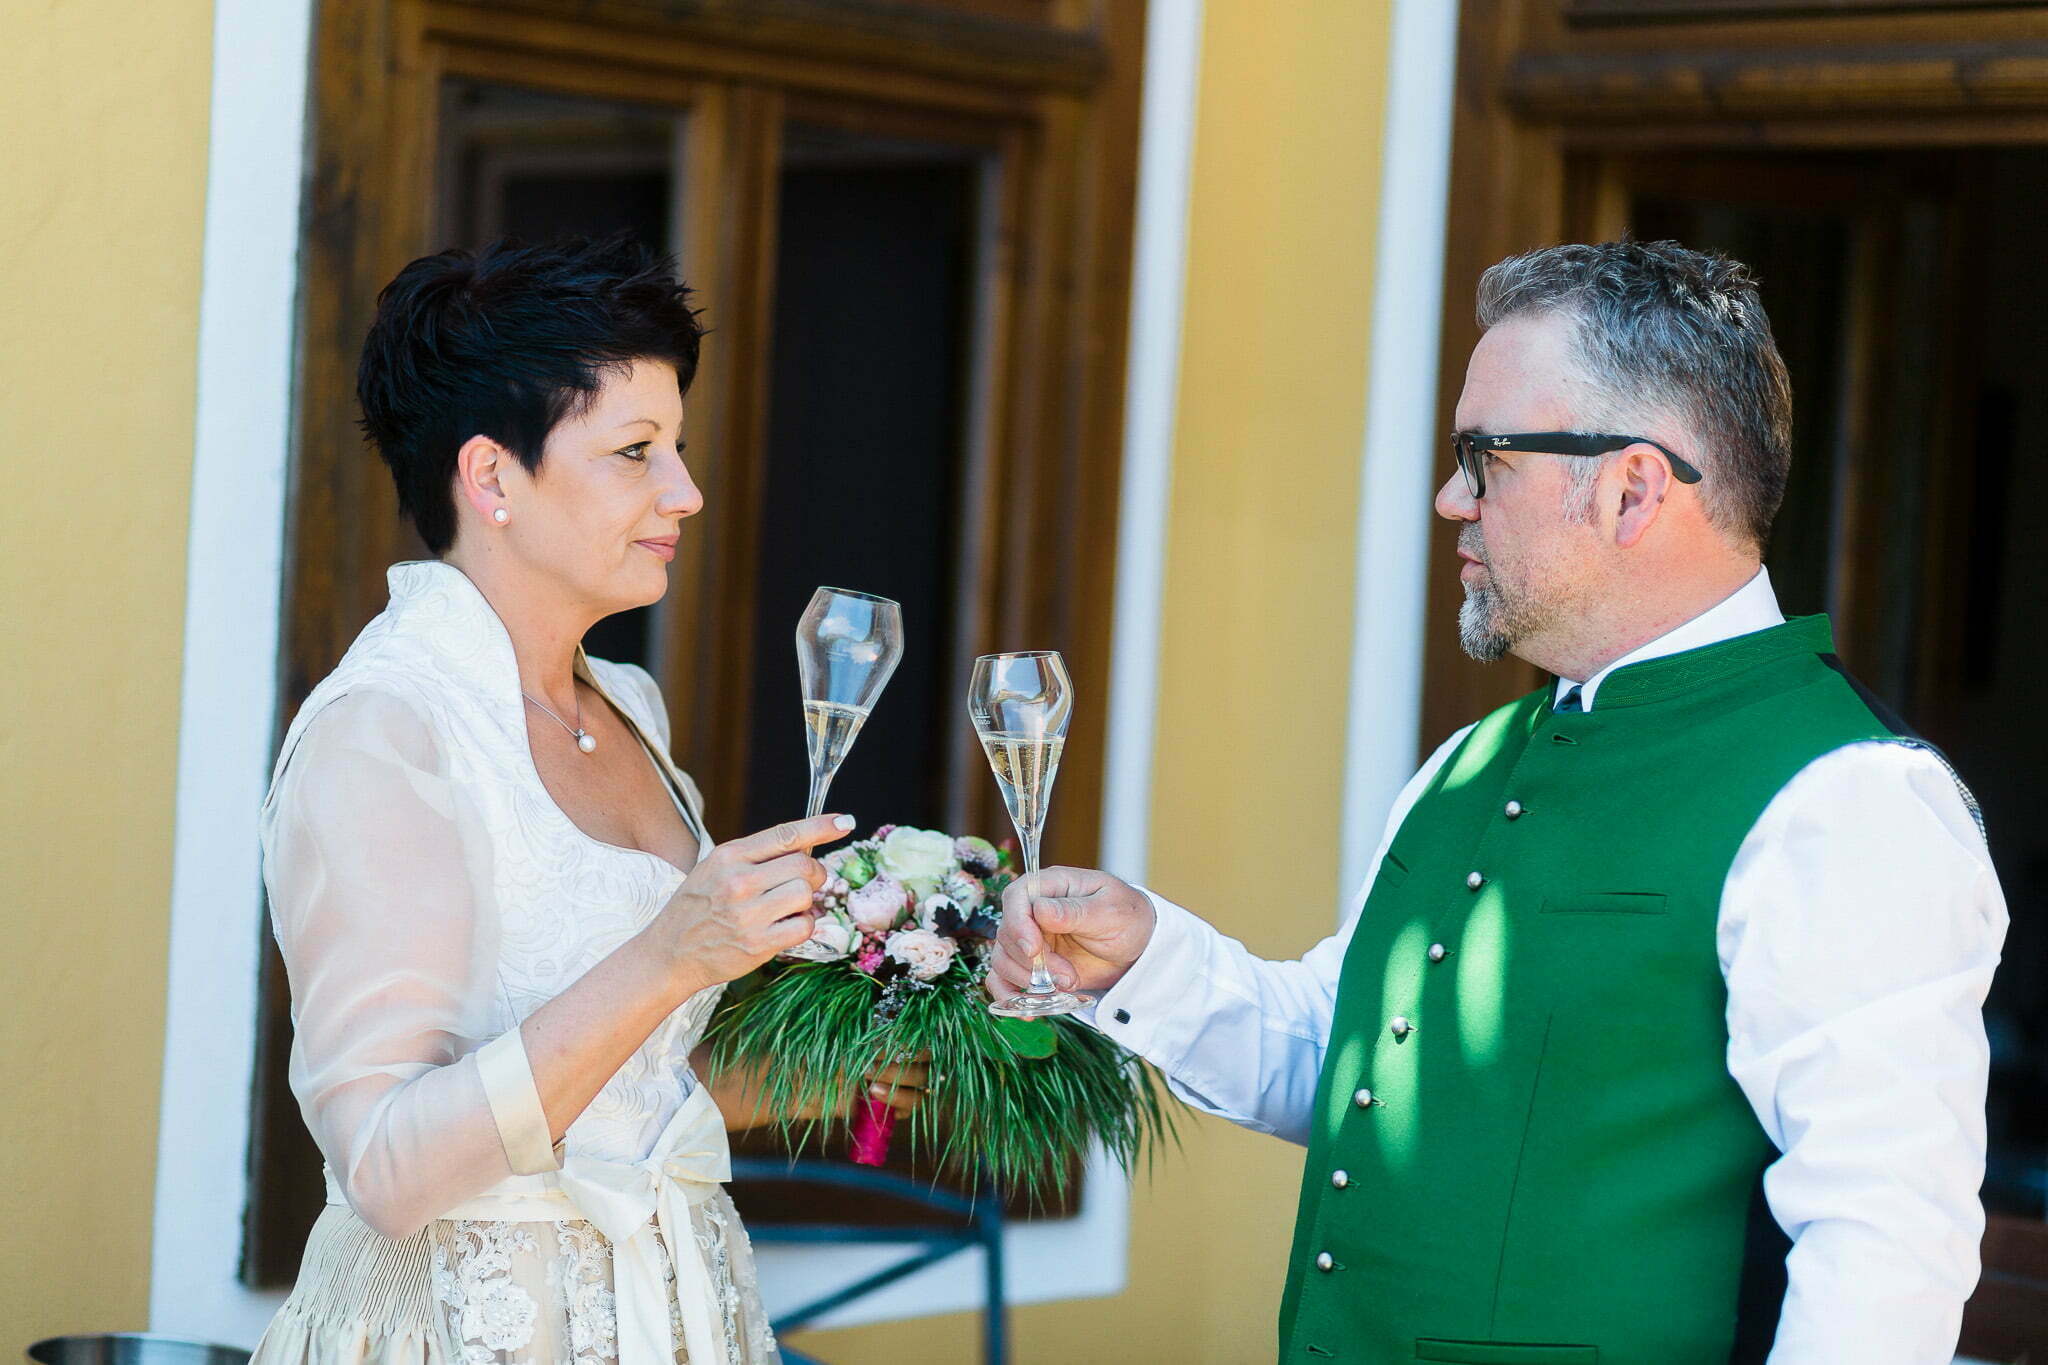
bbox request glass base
[988,987,1095,1018]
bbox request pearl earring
[493,508,509,525]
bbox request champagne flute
[972,651,1092,1018]
[797,587,903,820]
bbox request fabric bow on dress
[554,1086,735,1365]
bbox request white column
[151,0,313,1344]
[1098,0,1204,888]
[1338,0,1462,907]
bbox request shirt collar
[1554,566,1785,713]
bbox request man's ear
[453,434,510,522]
[1612,443,1675,550]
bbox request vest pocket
[1538,891,1668,915]
[1414,1341,1598,1364]
[1375,850,1412,891]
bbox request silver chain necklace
[523,687,597,754]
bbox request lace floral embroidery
[551,1223,620,1364]
[425,1202,776,1365]
[432,1221,542,1357]
[701,1196,780,1361]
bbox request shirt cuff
[1090,888,1209,1072]
[475,1028,562,1175]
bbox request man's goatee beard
[1459,582,1514,662]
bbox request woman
[253,237,923,1365]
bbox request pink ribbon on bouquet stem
[849,1094,897,1166]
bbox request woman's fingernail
[834,814,856,831]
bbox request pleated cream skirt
[253,1196,780,1365]
[252,1209,442,1364]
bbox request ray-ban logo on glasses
[1489,437,1511,447]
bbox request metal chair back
[732,1158,1007,1365]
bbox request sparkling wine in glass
[797,588,903,820]
[972,651,1092,1018]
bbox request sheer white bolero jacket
[252,560,778,1365]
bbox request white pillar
[151,0,313,1343]
[1338,0,1462,908]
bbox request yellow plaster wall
[795,0,1394,1358]
[0,0,215,1341]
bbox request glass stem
[1019,825,1057,996]
[805,767,832,821]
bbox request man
[989,241,2007,1363]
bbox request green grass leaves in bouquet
[703,824,1178,1205]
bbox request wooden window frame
[249,0,1145,1286]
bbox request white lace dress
[252,561,779,1365]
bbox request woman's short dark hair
[357,235,704,554]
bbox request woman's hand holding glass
[639,812,854,997]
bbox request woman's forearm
[521,928,708,1144]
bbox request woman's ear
[453,434,511,523]
[1612,443,1675,550]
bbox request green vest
[1279,616,1927,1364]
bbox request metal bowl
[25,1335,251,1365]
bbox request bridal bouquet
[705,824,1176,1201]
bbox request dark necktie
[1555,685,1585,713]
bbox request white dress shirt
[1092,568,2008,1364]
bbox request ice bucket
[26,1335,250,1365]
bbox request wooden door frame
[255,0,1145,1284]
[1423,0,2048,750]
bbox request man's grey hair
[1475,240,1792,552]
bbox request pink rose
[884,928,959,982]
[847,873,912,932]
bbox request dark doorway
[1433,4,2048,1350]
[1595,146,2048,1348]
[1614,147,2046,1215]
[741,130,979,835]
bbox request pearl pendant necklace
[523,688,597,754]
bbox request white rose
[811,914,858,959]
[875,826,957,897]
[885,927,959,982]
[783,912,856,962]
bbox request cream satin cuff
[475,1028,562,1175]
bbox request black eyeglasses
[1451,431,1704,499]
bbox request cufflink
[1113,1008,1130,1025]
